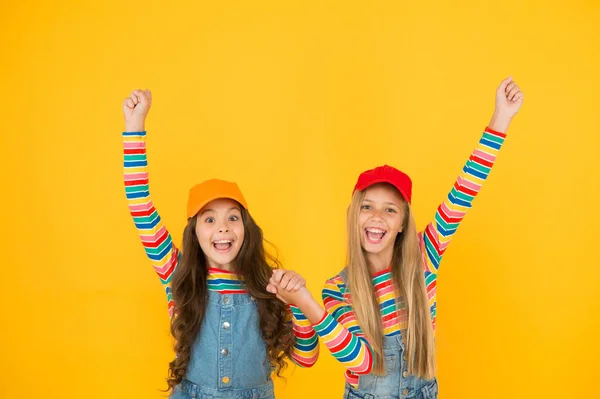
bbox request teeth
[214,240,232,244]
[366,228,385,233]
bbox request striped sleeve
[286,305,319,367]
[312,276,374,375]
[420,126,506,328]
[123,131,179,318]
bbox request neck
[365,247,393,274]
[207,259,235,272]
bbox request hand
[266,269,307,304]
[268,285,313,307]
[267,270,327,324]
[489,77,524,132]
[123,89,152,132]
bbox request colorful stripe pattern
[123,131,318,367]
[207,268,248,294]
[421,126,506,329]
[288,305,320,367]
[312,277,374,388]
[372,268,405,337]
[314,127,506,387]
[123,131,179,318]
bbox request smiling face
[358,183,406,262]
[194,198,245,270]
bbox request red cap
[353,165,412,204]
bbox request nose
[371,208,384,220]
[216,220,229,233]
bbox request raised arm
[420,77,524,276]
[123,90,179,318]
[420,78,524,329]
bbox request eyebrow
[200,207,241,215]
[363,199,401,207]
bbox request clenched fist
[489,77,524,133]
[495,77,523,118]
[123,89,152,132]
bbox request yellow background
[1,1,599,398]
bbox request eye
[361,204,371,210]
[205,217,215,223]
[229,215,240,222]
[386,208,397,213]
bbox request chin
[217,253,239,265]
[362,242,381,254]
[207,249,240,267]
[361,240,393,255]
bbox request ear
[398,219,405,233]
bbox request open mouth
[213,239,233,253]
[365,227,387,244]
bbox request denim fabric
[170,291,274,399]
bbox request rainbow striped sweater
[122,131,319,368]
[312,127,507,387]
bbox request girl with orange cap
[121,90,318,398]
[268,77,524,398]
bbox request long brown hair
[165,206,294,393]
[346,188,435,379]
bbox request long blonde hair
[346,188,435,378]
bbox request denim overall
[339,270,439,399]
[171,291,275,399]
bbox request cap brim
[355,178,410,204]
[187,195,248,219]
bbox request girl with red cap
[121,90,319,398]
[268,77,524,398]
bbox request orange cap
[186,179,248,219]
